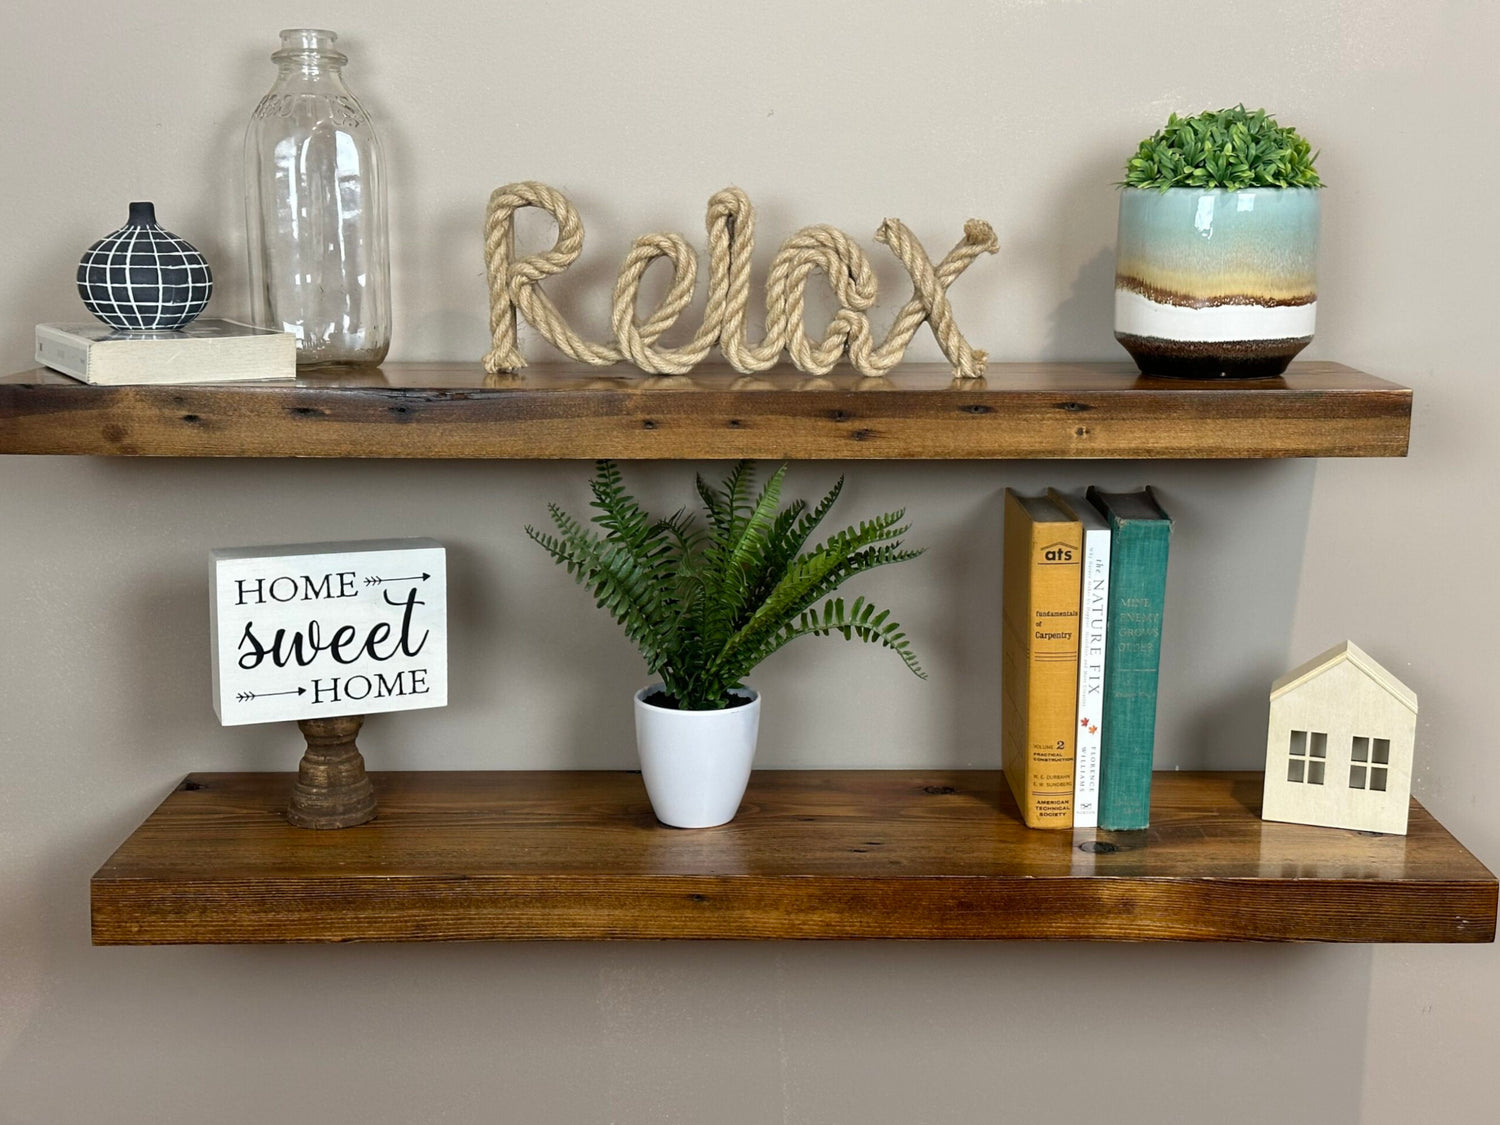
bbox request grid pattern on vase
[76,224,212,331]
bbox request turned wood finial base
[286,715,377,829]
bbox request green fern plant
[527,460,926,710]
[1121,105,1322,191]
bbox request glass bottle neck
[275,58,345,78]
[271,28,347,77]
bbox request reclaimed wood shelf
[92,769,1494,944]
[2,361,1410,460]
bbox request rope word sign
[483,181,999,379]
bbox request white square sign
[210,538,448,726]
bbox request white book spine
[35,325,92,381]
[1072,522,1111,828]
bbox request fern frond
[524,521,673,675]
[695,471,729,538]
[761,595,926,679]
[722,460,757,526]
[740,498,808,610]
[529,462,926,708]
[589,460,650,546]
[788,476,845,558]
[709,521,924,685]
[726,464,786,575]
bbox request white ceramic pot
[634,685,761,828]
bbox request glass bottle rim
[272,28,347,66]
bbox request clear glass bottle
[245,29,390,366]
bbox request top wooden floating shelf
[0,361,1410,460]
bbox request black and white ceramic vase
[76,202,213,331]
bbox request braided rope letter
[483,182,997,379]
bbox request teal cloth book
[1086,487,1172,830]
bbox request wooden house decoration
[1261,641,1418,835]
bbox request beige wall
[1,2,1495,1122]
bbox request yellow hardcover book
[1001,489,1084,829]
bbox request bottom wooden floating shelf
[91,770,1496,945]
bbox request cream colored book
[35,319,296,385]
[1048,489,1111,829]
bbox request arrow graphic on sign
[364,572,431,586]
[237,688,308,702]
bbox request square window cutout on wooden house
[1350,736,1389,791]
[1287,730,1326,784]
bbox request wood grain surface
[91,770,1494,944]
[2,361,1412,459]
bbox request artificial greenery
[527,460,925,710]
[1121,106,1322,191]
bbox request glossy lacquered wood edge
[2,362,1412,459]
[90,770,1494,945]
[90,875,1497,944]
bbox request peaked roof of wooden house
[1270,640,1418,713]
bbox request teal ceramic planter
[1114,187,1320,378]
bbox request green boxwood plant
[528,460,925,710]
[1121,105,1322,191]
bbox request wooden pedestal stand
[285,715,377,829]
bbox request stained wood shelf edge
[91,769,1494,945]
[2,361,1412,460]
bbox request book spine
[1072,523,1110,829]
[34,326,92,382]
[1000,495,1030,822]
[1098,520,1171,830]
[1002,496,1082,829]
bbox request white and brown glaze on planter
[1114,187,1320,378]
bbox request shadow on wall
[1146,461,1319,768]
[193,44,267,324]
[1038,149,1123,363]
[1048,246,1117,361]
[935,484,1006,769]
